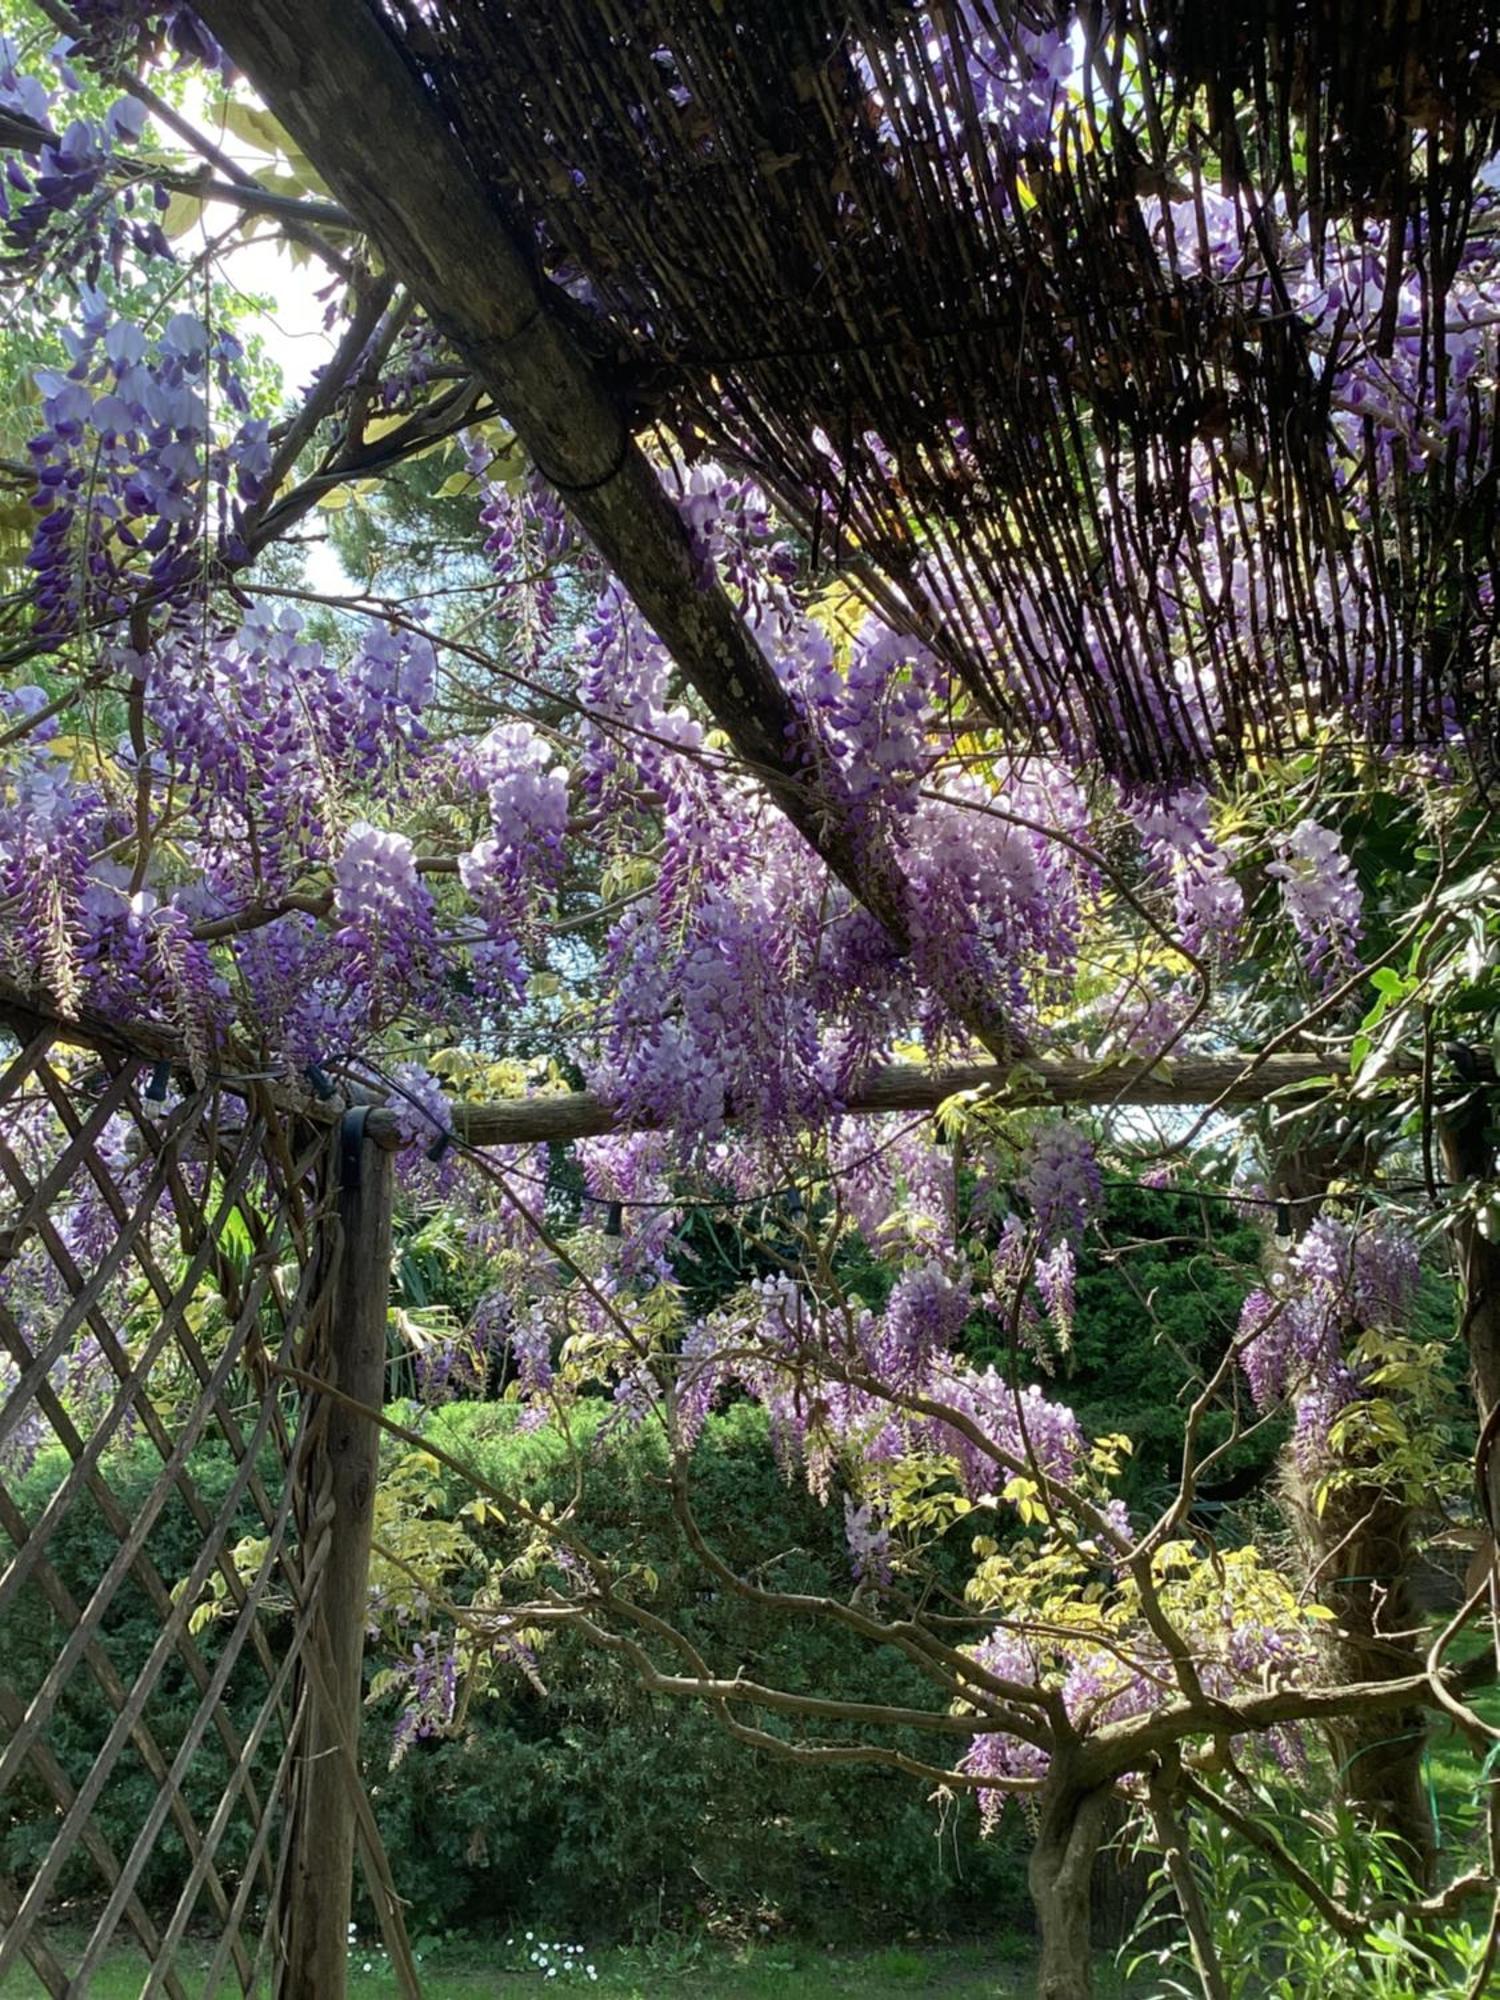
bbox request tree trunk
[1299,1480,1434,1884]
[1268,1143,1434,1881]
[1439,1091,1500,1558]
[1029,1775,1112,2000]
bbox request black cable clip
[304,1062,337,1101]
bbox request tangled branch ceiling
[379,0,1500,777]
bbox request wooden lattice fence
[0,1005,416,1999]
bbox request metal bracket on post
[340,1104,370,1192]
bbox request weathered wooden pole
[281,1110,393,2000]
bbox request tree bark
[1439,1086,1500,1557]
[1028,1773,1112,2000]
[1268,1143,1434,1882]
[1296,1481,1435,1884]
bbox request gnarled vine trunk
[1269,1144,1435,1881]
[1028,1773,1112,2000]
[1439,1091,1500,1613]
[1290,1476,1434,1884]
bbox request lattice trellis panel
[0,1020,340,1997]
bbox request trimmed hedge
[0,1439,290,1912]
[1,1405,1031,1944]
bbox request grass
[1424,1617,1500,1853]
[20,1648,1496,2000]
[2,1931,1137,1998]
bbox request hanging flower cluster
[1238,1215,1420,1462]
[27,300,269,636]
[0,32,168,276]
[1267,820,1364,988]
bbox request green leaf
[161,190,205,239]
[219,99,292,158]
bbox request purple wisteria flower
[843,1494,892,1586]
[1034,1239,1076,1350]
[1239,1215,1420,1458]
[670,1322,721,1452]
[576,1130,678,1282]
[385,1061,460,1193]
[926,1369,1085,1500]
[388,1636,459,1761]
[332,823,440,1022]
[958,1631,1049,1830]
[1129,785,1244,961]
[833,1119,955,1257]
[876,1261,971,1385]
[24,304,267,636]
[0,32,168,274]
[1267,820,1363,987]
[1022,1123,1102,1245]
[65,2,225,71]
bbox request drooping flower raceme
[1267,819,1363,986]
[386,1061,455,1187]
[333,823,440,1024]
[457,721,570,999]
[25,304,269,638]
[1238,1215,1420,1461]
[1022,1123,1102,1246]
[0,32,167,276]
[1129,786,1244,962]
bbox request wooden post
[281,1111,393,2000]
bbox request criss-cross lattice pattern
[0,1015,340,1996]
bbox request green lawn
[10,1669,1497,2000]
[2,1933,1132,1998]
[1424,1620,1500,1853]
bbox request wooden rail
[364,1051,1351,1149]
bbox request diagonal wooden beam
[192,0,1029,1055]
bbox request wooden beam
[0,976,336,1131]
[0,975,1370,1146]
[281,1115,394,2000]
[364,1051,1346,1149]
[0,974,1352,1135]
[192,0,1024,1057]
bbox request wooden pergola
[8,6,1500,1996]
[0,997,419,1999]
[193,0,1500,1076]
